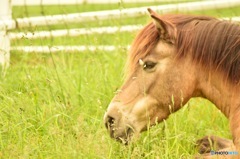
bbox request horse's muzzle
[104,111,134,145]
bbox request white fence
[11,45,131,53]
[0,0,240,68]
[8,16,240,40]
[0,0,11,69]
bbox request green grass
[0,51,230,159]
[0,2,237,159]
[0,51,126,158]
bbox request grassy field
[1,1,239,158]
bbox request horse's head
[104,9,200,144]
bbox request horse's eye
[143,61,157,71]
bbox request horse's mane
[127,14,240,83]
[125,22,159,79]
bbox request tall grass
[0,51,125,158]
[0,50,230,159]
[0,2,238,158]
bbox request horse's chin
[116,130,132,145]
[113,128,137,145]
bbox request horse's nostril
[105,115,115,138]
[106,116,115,129]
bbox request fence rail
[11,45,130,53]
[9,16,240,40]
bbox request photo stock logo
[210,150,238,156]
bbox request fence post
[0,0,11,71]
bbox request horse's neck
[196,70,240,148]
[196,71,240,118]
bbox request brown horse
[104,8,240,158]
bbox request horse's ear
[147,8,175,43]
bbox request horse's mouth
[106,124,135,145]
[115,127,134,145]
